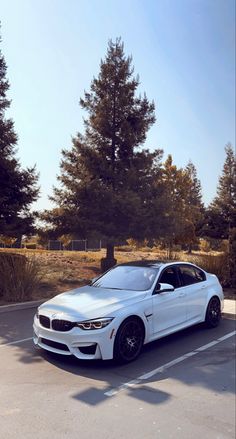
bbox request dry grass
[0,252,42,302]
[0,247,234,304]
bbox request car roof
[119,260,167,268]
[118,260,198,269]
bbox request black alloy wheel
[205,297,221,328]
[114,318,144,363]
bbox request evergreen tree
[184,161,203,216]
[158,157,204,254]
[159,155,189,254]
[184,161,204,251]
[0,31,39,238]
[43,39,163,268]
[212,143,236,287]
[228,227,236,288]
[212,143,236,231]
[203,143,236,240]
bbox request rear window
[179,265,206,286]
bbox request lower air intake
[79,344,97,355]
[41,338,69,352]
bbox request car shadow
[1,311,235,407]
[36,320,235,406]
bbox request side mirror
[154,283,175,294]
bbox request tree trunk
[187,243,192,254]
[106,243,114,259]
[101,242,117,272]
[14,236,22,249]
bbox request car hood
[38,285,148,321]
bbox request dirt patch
[0,249,235,305]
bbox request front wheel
[205,297,221,328]
[113,318,144,363]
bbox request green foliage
[212,143,236,225]
[43,39,164,249]
[157,155,204,251]
[0,252,41,301]
[203,143,236,239]
[0,32,39,237]
[184,161,204,237]
[229,228,236,288]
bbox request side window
[179,265,205,286]
[194,267,206,282]
[158,267,180,289]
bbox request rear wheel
[205,297,221,328]
[113,317,144,363]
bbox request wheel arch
[117,314,146,339]
[204,294,222,328]
[113,314,146,362]
[204,294,222,317]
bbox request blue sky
[1,0,235,210]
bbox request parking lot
[0,307,235,439]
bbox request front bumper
[33,316,116,360]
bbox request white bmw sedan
[33,261,224,363]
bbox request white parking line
[0,337,33,347]
[218,331,236,342]
[104,330,236,397]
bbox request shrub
[115,245,133,252]
[25,243,37,249]
[126,238,150,249]
[192,253,229,286]
[199,239,211,253]
[0,252,41,302]
[229,228,236,288]
[219,240,229,253]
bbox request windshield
[92,265,159,291]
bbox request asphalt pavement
[0,304,235,439]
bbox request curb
[0,299,45,313]
[222,312,236,319]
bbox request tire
[113,317,145,363]
[205,297,221,328]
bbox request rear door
[178,264,208,323]
[152,265,187,336]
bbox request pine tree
[203,143,236,240]
[0,31,39,238]
[184,161,204,252]
[43,39,163,268]
[159,155,189,255]
[212,143,236,287]
[158,157,204,255]
[212,143,236,231]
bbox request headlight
[77,317,114,330]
